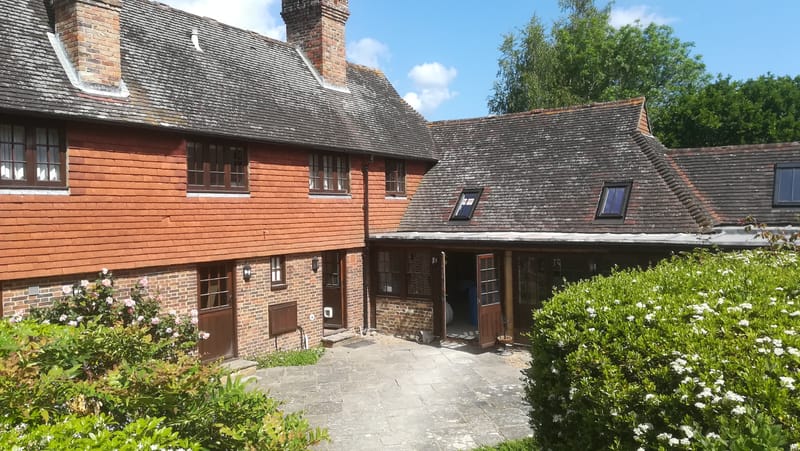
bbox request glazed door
[322,251,346,329]
[477,253,502,349]
[198,263,236,361]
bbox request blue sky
[161,0,800,121]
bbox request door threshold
[323,327,347,337]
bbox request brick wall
[345,249,364,332]
[375,296,433,339]
[1,250,364,357]
[0,263,229,352]
[1,264,196,318]
[236,253,325,356]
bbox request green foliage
[488,0,707,122]
[526,249,800,450]
[254,347,325,368]
[472,437,538,451]
[0,414,200,450]
[658,74,800,147]
[1,270,328,450]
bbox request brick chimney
[53,0,123,90]
[281,0,350,89]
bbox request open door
[477,253,502,349]
[432,251,446,339]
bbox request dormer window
[773,163,800,206]
[451,188,482,220]
[596,182,632,219]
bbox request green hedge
[527,249,799,450]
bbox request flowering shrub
[526,249,800,450]
[29,270,200,360]
[1,270,328,450]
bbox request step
[221,358,258,378]
[321,330,360,348]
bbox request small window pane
[774,166,800,205]
[271,256,286,288]
[596,183,631,218]
[451,189,482,220]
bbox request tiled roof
[0,0,435,160]
[399,98,708,234]
[666,142,800,226]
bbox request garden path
[252,335,531,450]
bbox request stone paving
[251,335,532,450]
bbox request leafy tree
[488,0,708,127]
[657,74,800,147]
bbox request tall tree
[657,74,800,147]
[488,0,708,127]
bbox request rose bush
[527,249,799,450]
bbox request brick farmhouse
[2,0,799,358]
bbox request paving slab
[250,335,532,450]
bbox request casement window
[198,264,233,310]
[0,120,66,188]
[773,163,800,206]
[309,152,349,193]
[187,140,248,192]
[385,159,406,195]
[270,256,286,289]
[450,188,483,220]
[596,181,632,219]
[376,249,431,298]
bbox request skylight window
[773,163,800,206]
[596,182,632,219]
[451,188,483,220]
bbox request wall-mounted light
[243,263,252,282]
[311,256,319,273]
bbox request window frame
[450,188,483,220]
[197,263,234,312]
[309,152,350,194]
[385,159,406,196]
[270,255,287,290]
[595,181,632,219]
[773,163,800,207]
[375,248,432,299]
[0,118,67,189]
[186,139,248,193]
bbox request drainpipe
[362,157,371,332]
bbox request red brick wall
[235,253,326,356]
[345,249,364,332]
[1,264,196,318]
[375,296,433,338]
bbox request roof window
[451,188,483,220]
[774,163,800,206]
[596,182,632,219]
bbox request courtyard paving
[251,335,532,450]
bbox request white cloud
[609,5,674,28]
[160,0,285,40]
[347,38,390,69]
[402,62,458,114]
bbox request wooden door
[198,263,236,361]
[477,253,502,349]
[432,251,446,339]
[514,255,547,344]
[322,251,346,329]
